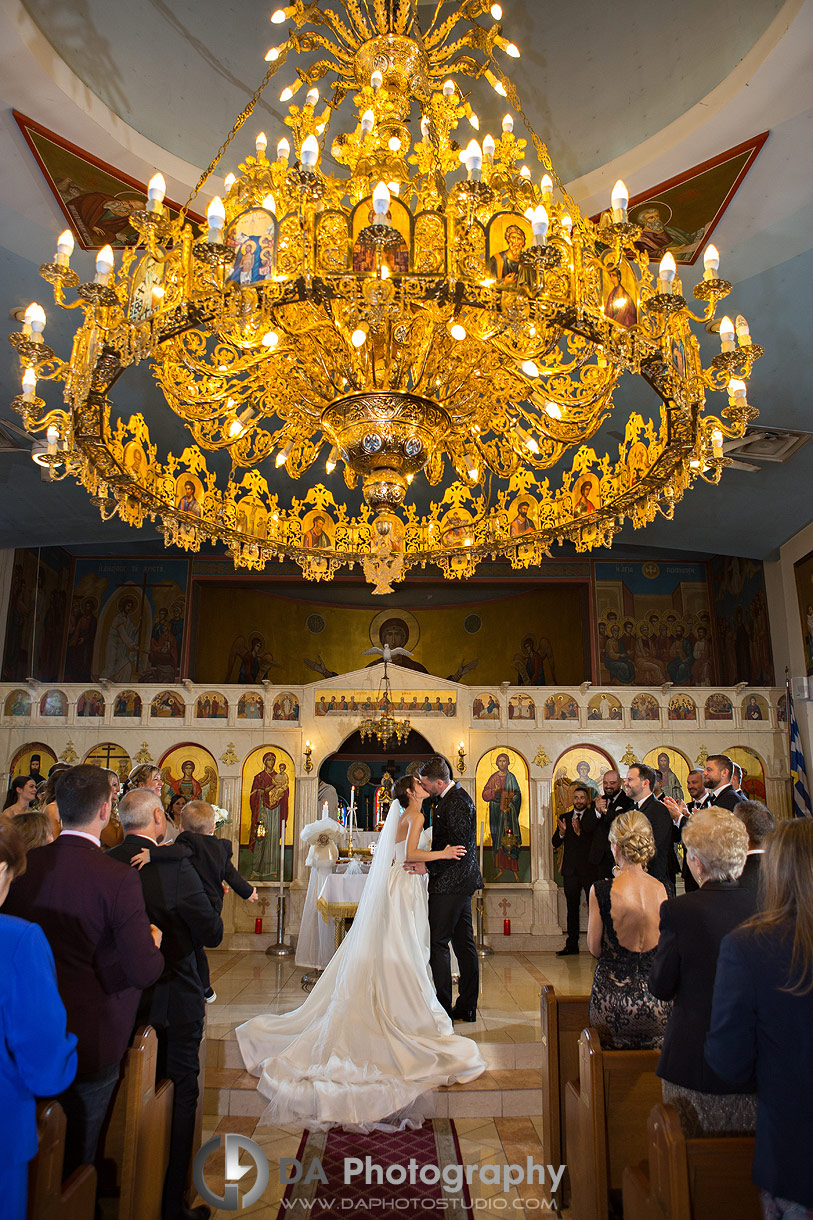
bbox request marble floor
[193,947,597,1218]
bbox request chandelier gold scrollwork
[358,660,411,747]
[9,0,762,592]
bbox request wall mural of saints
[239,746,295,884]
[551,745,616,881]
[159,744,218,809]
[476,748,530,885]
[10,743,57,782]
[642,747,691,803]
[595,561,715,687]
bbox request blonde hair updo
[609,809,655,866]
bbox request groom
[418,757,482,1022]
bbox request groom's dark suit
[426,782,483,1018]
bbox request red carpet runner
[279,1119,474,1217]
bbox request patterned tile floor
[193,948,597,1217]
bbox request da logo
[193,1133,269,1209]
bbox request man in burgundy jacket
[4,765,164,1179]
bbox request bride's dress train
[237,812,485,1130]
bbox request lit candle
[94,245,114,285]
[255,132,268,157]
[54,229,74,267]
[719,315,735,352]
[371,70,383,92]
[560,212,573,240]
[21,367,37,402]
[483,134,495,161]
[658,251,676,294]
[420,116,430,142]
[224,172,236,192]
[540,173,553,206]
[501,114,514,134]
[727,378,747,401]
[372,180,391,224]
[147,172,166,213]
[23,302,46,341]
[361,109,375,135]
[442,79,454,97]
[611,179,628,223]
[206,196,225,243]
[277,137,290,163]
[261,193,276,213]
[305,87,319,108]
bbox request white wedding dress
[236,802,485,1130]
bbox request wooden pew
[538,984,590,1206]
[622,1103,760,1220]
[27,1100,96,1220]
[99,1026,174,1220]
[565,1027,662,1220]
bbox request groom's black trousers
[428,893,479,1016]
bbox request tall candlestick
[479,820,485,880]
[279,820,285,902]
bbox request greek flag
[788,688,812,818]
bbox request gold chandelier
[10,0,762,592]
[358,661,411,747]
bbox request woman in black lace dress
[587,810,671,1049]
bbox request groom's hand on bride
[402,861,428,874]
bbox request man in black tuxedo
[624,762,676,894]
[552,784,597,955]
[418,756,482,1022]
[665,768,710,893]
[5,765,164,1181]
[589,768,633,881]
[109,789,223,1220]
[733,798,775,891]
[703,753,742,811]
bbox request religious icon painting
[239,745,295,884]
[40,690,67,717]
[77,689,105,717]
[724,745,767,803]
[9,742,57,781]
[485,212,533,288]
[238,692,264,720]
[272,693,300,721]
[742,693,769,722]
[777,694,787,724]
[630,693,660,722]
[587,693,623,721]
[507,493,539,539]
[347,761,372,788]
[476,747,530,885]
[195,692,228,719]
[301,510,335,550]
[440,507,473,547]
[175,473,204,518]
[472,693,500,721]
[113,689,142,717]
[705,692,734,721]
[572,472,600,519]
[373,513,404,552]
[602,261,639,328]
[4,690,31,717]
[668,693,697,721]
[643,746,691,802]
[123,441,149,483]
[551,745,616,881]
[626,440,649,489]
[544,693,579,721]
[235,495,268,540]
[225,208,278,286]
[159,743,219,809]
[83,743,131,782]
[508,693,535,721]
[350,194,411,274]
[129,250,166,322]
[150,690,185,718]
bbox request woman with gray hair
[649,808,757,1136]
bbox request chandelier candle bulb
[521,359,539,377]
[325,445,338,474]
[420,116,430,140]
[502,113,514,133]
[483,133,495,160]
[270,8,287,22]
[255,132,268,156]
[443,79,455,96]
[519,165,531,180]
[300,134,319,167]
[224,172,236,191]
[728,378,747,401]
[23,302,45,338]
[560,212,573,239]
[361,109,375,135]
[276,439,294,467]
[450,323,467,340]
[94,246,114,285]
[21,367,36,402]
[611,179,629,223]
[719,315,736,352]
[372,181,391,223]
[545,401,562,419]
[147,172,166,212]
[504,42,520,57]
[736,315,752,347]
[539,174,553,205]
[711,428,724,459]
[464,451,478,479]
[658,251,676,293]
[277,137,290,162]
[54,229,74,266]
[490,4,502,18]
[468,111,480,130]
[280,86,294,101]
[262,330,280,348]
[351,327,368,347]
[703,243,720,279]
[262,194,276,213]
[387,135,401,152]
[265,45,281,60]
[531,205,549,244]
[206,196,225,242]
[305,88,319,108]
[464,139,483,180]
[371,70,383,92]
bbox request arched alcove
[318,728,442,830]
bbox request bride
[236,773,486,1130]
